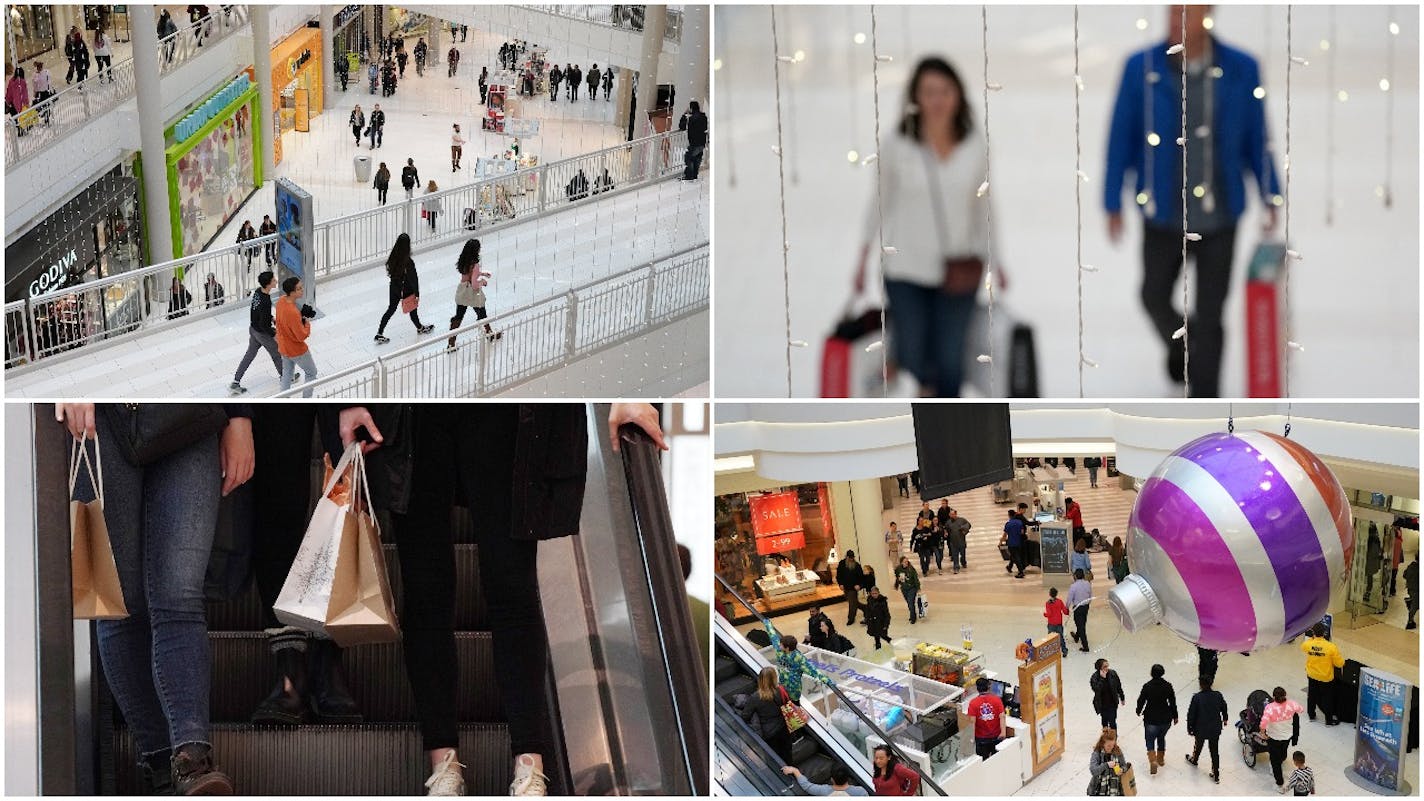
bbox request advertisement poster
[1032,664,1061,761]
[274,179,314,304]
[749,491,804,556]
[1353,667,1410,792]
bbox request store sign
[173,74,252,144]
[1353,667,1410,792]
[332,4,361,29]
[749,491,802,537]
[755,531,805,556]
[28,248,79,298]
[289,48,313,78]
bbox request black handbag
[1008,323,1039,397]
[103,404,229,466]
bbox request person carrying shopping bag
[448,238,502,349]
[422,180,443,231]
[374,233,434,344]
[349,105,365,146]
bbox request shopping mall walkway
[6,176,707,397]
[206,24,630,248]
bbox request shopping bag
[916,592,930,620]
[778,686,809,732]
[400,294,419,314]
[1120,764,1137,796]
[274,444,400,646]
[963,303,1039,398]
[70,435,128,620]
[820,302,885,397]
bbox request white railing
[520,5,684,43]
[273,245,708,398]
[4,6,250,170]
[4,128,694,371]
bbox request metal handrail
[714,574,950,796]
[4,6,250,170]
[519,5,684,43]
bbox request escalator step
[112,723,510,795]
[715,675,757,706]
[205,544,488,632]
[795,753,836,786]
[789,733,820,764]
[208,631,501,723]
[714,656,739,683]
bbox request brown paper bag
[70,435,128,620]
[324,445,400,647]
[1120,764,1137,796]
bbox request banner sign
[1018,635,1065,776]
[274,179,315,306]
[1354,667,1410,792]
[749,491,802,538]
[755,530,805,556]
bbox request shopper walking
[740,666,794,763]
[203,273,226,308]
[446,46,460,78]
[1287,752,1315,796]
[236,219,259,270]
[911,521,934,577]
[601,68,613,100]
[367,61,378,94]
[422,180,443,231]
[479,67,489,104]
[853,57,996,397]
[1071,538,1093,580]
[401,158,420,200]
[1135,664,1178,775]
[835,551,866,625]
[229,271,290,393]
[57,403,249,795]
[761,621,836,702]
[448,238,501,349]
[396,45,408,78]
[167,276,192,319]
[1003,509,1028,579]
[157,10,178,66]
[1262,686,1304,791]
[586,64,600,101]
[92,28,114,83]
[1068,569,1092,652]
[375,233,434,344]
[944,508,970,572]
[548,63,562,101]
[1197,646,1219,686]
[1091,659,1126,731]
[335,51,349,90]
[925,523,946,574]
[5,67,29,122]
[1184,676,1228,784]
[884,520,903,558]
[1085,455,1103,488]
[413,38,427,76]
[259,214,277,265]
[678,100,709,180]
[864,587,892,649]
[373,162,391,205]
[1299,624,1344,725]
[349,105,365,145]
[64,26,90,83]
[871,745,921,796]
[450,124,465,171]
[1104,5,1280,397]
[893,556,920,624]
[966,676,1005,760]
[275,277,317,396]
[1406,557,1419,630]
[1044,587,1070,656]
[568,64,581,100]
[367,103,385,148]
[1086,728,1129,796]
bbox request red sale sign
[756,530,807,555]
[749,491,803,537]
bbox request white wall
[267,5,317,47]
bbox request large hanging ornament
[1108,430,1353,652]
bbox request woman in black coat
[1135,663,1178,775]
[740,667,794,763]
[326,403,666,795]
[1090,658,1126,730]
[863,586,892,650]
[374,233,433,343]
[1185,676,1228,783]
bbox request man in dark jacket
[944,509,971,572]
[548,64,562,101]
[1405,557,1419,630]
[367,104,385,149]
[1084,455,1104,488]
[1185,676,1228,783]
[911,520,935,576]
[863,587,892,650]
[678,100,709,180]
[1136,663,1178,774]
[804,604,832,644]
[230,271,289,394]
[401,158,419,199]
[835,551,866,626]
[259,214,278,265]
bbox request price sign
[756,531,806,556]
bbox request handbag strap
[68,431,103,504]
[919,144,952,260]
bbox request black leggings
[378,296,424,335]
[1267,737,1290,786]
[1141,224,1236,397]
[452,304,489,326]
[1191,734,1220,775]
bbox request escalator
[712,580,947,796]
[25,403,706,796]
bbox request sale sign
[748,491,802,537]
[756,530,807,555]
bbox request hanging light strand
[1283,6,1296,398]
[1177,3,1191,398]
[784,9,800,187]
[1074,5,1089,396]
[979,4,999,395]
[716,5,736,188]
[1383,11,1397,208]
[869,6,890,395]
[770,7,795,396]
[1324,6,1336,226]
[845,6,859,164]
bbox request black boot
[308,638,363,723]
[250,628,308,725]
[141,749,175,795]
[171,744,233,795]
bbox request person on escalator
[763,620,836,703]
[325,403,667,797]
[781,765,869,796]
[870,744,921,795]
[741,667,794,763]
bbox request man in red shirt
[966,677,1006,760]
[1065,496,1086,541]
[1044,587,1070,656]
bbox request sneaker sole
[181,773,234,795]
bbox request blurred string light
[1324,7,1336,226]
[1283,6,1306,393]
[1175,3,1192,398]
[977,4,999,390]
[867,6,890,386]
[1381,13,1397,208]
[769,6,794,395]
[715,5,735,187]
[1073,5,1097,395]
[1140,7,1158,218]
[846,6,860,167]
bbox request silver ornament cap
[1108,574,1163,633]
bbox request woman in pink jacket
[6,66,31,118]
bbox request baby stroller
[1235,689,1271,767]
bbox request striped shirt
[1288,766,1314,795]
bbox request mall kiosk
[1037,520,1073,588]
[482,85,508,132]
[1016,634,1067,778]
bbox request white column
[252,6,275,179]
[675,4,709,110]
[633,4,667,140]
[848,478,893,593]
[429,14,441,67]
[320,5,335,110]
[128,4,173,264]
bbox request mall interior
[713,403,1420,796]
[4,4,710,398]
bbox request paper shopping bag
[70,435,128,620]
[1120,764,1137,796]
[325,449,399,646]
[274,444,361,636]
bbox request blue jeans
[1144,722,1170,752]
[884,279,977,397]
[1047,623,1066,655]
[281,351,318,397]
[900,585,917,622]
[74,418,223,758]
[949,540,966,569]
[683,145,705,180]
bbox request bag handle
[68,431,103,504]
[321,441,364,499]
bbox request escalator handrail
[615,422,710,796]
[715,574,949,796]
[712,690,802,794]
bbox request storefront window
[175,104,255,257]
[715,482,838,608]
[5,5,57,68]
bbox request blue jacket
[1104,37,1280,227]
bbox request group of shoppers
[906,500,972,577]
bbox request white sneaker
[509,756,548,796]
[425,751,466,796]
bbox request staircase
[99,511,566,796]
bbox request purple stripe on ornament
[1175,434,1330,637]
[1135,476,1258,651]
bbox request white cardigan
[863,131,994,288]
